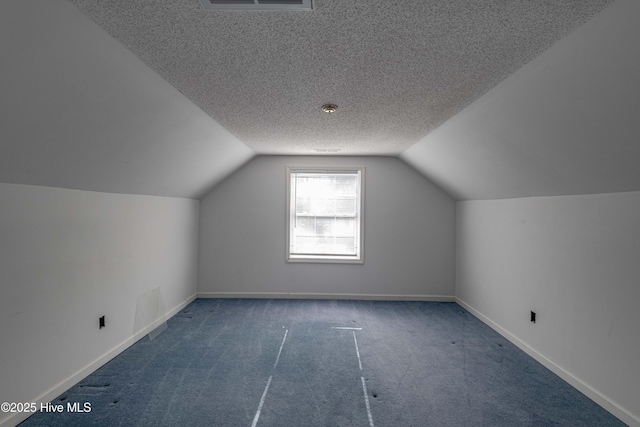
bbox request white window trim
[286,166,365,264]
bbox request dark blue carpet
[19,299,626,426]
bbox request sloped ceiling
[402,0,640,200]
[0,0,254,199]
[1,0,638,200]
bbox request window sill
[287,254,363,264]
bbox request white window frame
[286,166,365,264]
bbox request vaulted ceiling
[1,0,639,199]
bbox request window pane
[293,236,355,255]
[295,197,312,214]
[295,216,315,235]
[335,175,357,194]
[314,217,333,235]
[334,237,356,254]
[333,218,355,235]
[335,198,356,215]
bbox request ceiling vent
[314,148,341,153]
[201,0,313,11]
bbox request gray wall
[0,184,199,427]
[456,192,640,426]
[198,156,456,299]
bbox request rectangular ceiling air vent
[201,0,313,11]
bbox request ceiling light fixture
[321,103,338,113]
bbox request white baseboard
[456,297,639,427]
[197,291,456,302]
[1,293,197,427]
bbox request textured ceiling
[0,0,254,199]
[67,0,614,156]
[402,0,640,200]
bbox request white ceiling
[402,0,640,199]
[1,0,639,200]
[66,0,614,156]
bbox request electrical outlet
[99,316,105,329]
[530,311,536,323]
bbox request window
[286,167,364,263]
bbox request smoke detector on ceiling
[201,0,313,11]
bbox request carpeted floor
[19,299,626,426]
